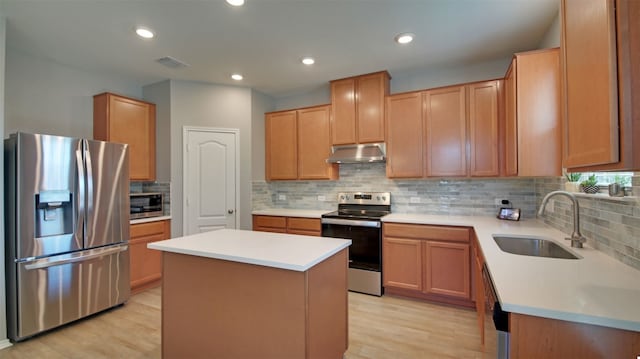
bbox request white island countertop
[148,228,351,272]
[382,213,640,332]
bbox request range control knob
[382,196,386,201]
[376,196,381,200]
[340,195,345,200]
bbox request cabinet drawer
[287,217,320,232]
[384,223,470,243]
[131,220,167,239]
[253,215,287,230]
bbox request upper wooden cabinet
[265,105,337,181]
[386,81,501,179]
[265,110,298,180]
[93,92,156,181]
[330,71,390,145]
[504,48,562,177]
[386,92,423,178]
[468,81,501,177]
[424,85,468,177]
[561,0,640,171]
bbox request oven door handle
[321,218,381,228]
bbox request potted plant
[580,174,599,194]
[564,172,582,192]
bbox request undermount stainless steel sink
[492,235,580,260]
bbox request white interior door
[183,127,239,235]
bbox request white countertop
[130,215,171,225]
[148,228,351,272]
[382,213,640,332]
[252,209,328,218]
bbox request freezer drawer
[9,244,130,341]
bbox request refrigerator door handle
[24,245,128,270]
[84,144,94,240]
[75,147,86,245]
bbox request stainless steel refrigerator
[4,132,131,341]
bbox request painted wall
[250,89,274,181]
[0,15,10,349]
[142,80,172,182]
[538,9,560,49]
[168,80,253,236]
[5,49,142,138]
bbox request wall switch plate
[278,194,286,201]
[410,197,421,204]
[317,195,326,201]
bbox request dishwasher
[482,263,510,359]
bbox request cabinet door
[357,72,389,143]
[94,93,156,181]
[504,60,518,176]
[252,215,287,233]
[423,86,467,177]
[473,236,486,344]
[468,81,500,177]
[516,49,562,176]
[130,220,169,292]
[423,241,470,299]
[382,237,423,291]
[297,106,337,180]
[265,111,298,180]
[562,0,619,168]
[330,78,357,145]
[386,92,423,178]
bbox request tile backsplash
[253,164,640,270]
[535,177,640,270]
[253,163,537,217]
[130,181,172,216]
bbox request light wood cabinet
[265,110,298,180]
[504,48,562,177]
[385,92,423,178]
[130,219,170,293]
[330,71,390,145]
[265,105,337,181]
[383,223,472,307]
[386,81,501,179]
[468,81,501,177]
[252,215,321,236]
[382,237,423,291]
[423,85,467,177]
[93,92,156,181]
[561,0,640,171]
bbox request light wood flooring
[0,287,496,358]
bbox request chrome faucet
[537,190,587,248]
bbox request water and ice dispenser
[35,190,73,238]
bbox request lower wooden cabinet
[130,219,171,293]
[252,215,321,236]
[383,222,472,307]
[472,231,487,345]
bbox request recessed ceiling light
[135,26,155,39]
[226,0,245,6]
[395,33,414,44]
[231,73,243,81]
[301,57,315,65]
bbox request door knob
[228,209,234,214]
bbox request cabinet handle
[228,209,234,214]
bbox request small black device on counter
[497,207,520,221]
[130,192,163,219]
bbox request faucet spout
[538,190,587,248]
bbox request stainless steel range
[321,192,390,296]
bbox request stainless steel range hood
[326,143,386,164]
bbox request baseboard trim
[0,338,13,350]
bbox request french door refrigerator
[4,132,131,341]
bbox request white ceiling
[1,0,559,98]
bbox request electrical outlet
[278,194,286,201]
[494,198,503,206]
[317,195,326,201]
[410,197,421,204]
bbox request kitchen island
[148,229,351,359]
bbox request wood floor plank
[0,287,496,358]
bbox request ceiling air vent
[155,56,190,69]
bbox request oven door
[321,219,381,271]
